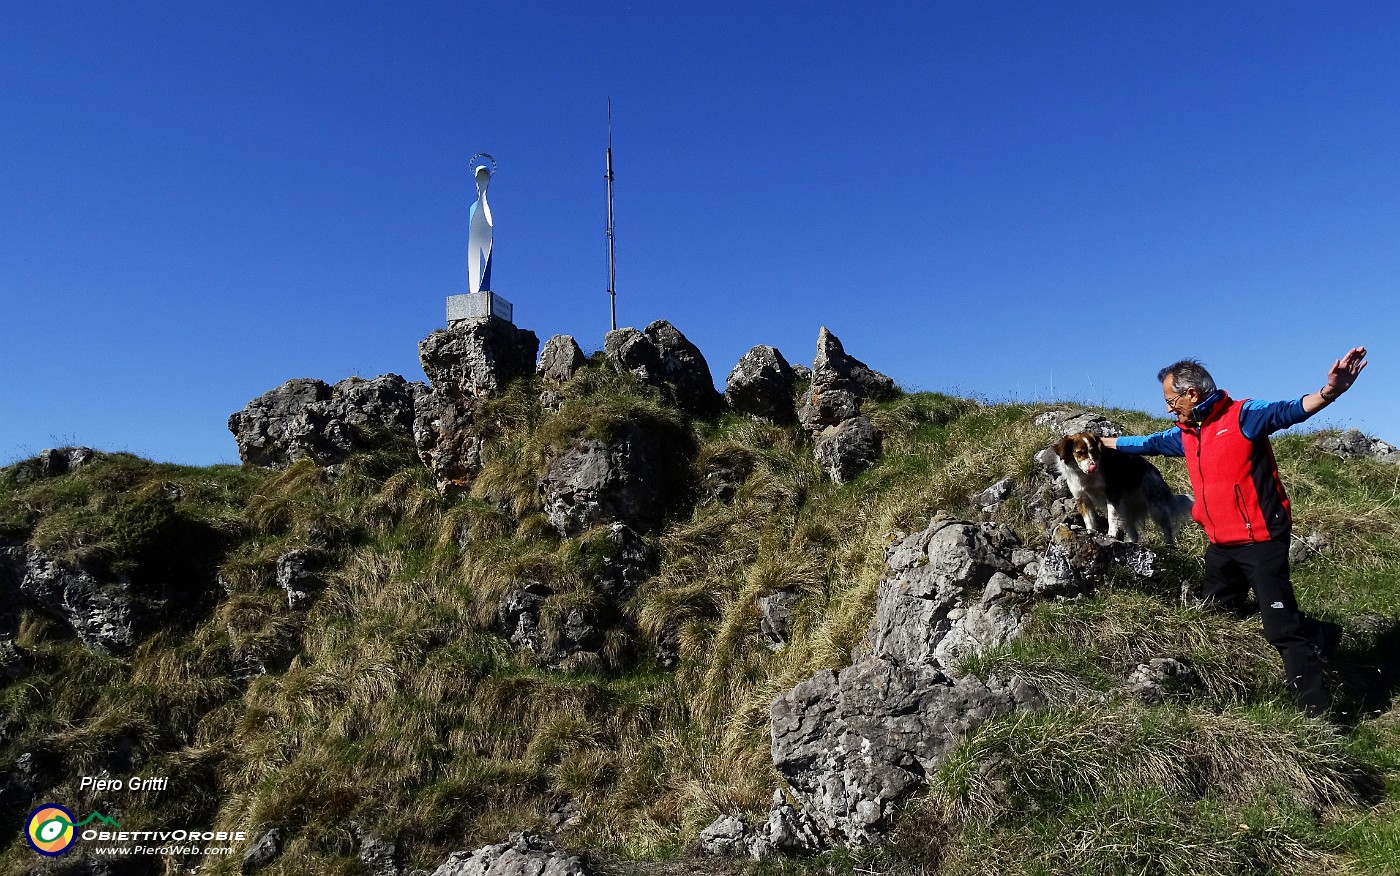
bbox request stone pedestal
[447,291,513,326]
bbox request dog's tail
[1152,492,1196,546]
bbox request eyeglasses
[1165,388,1192,409]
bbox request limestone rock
[603,320,723,417]
[412,389,484,493]
[430,833,590,876]
[760,512,1179,851]
[698,815,749,856]
[770,658,1042,846]
[228,374,424,468]
[796,387,861,433]
[1033,409,1124,437]
[3,542,150,655]
[725,345,797,423]
[228,378,331,468]
[359,835,402,876]
[794,328,894,481]
[6,447,97,484]
[538,335,587,384]
[1036,525,1160,596]
[276,549,326,611]
[497,584,551,653]
[759,791,824,856]
[810,326,897,402]
[410,318,538,491]
[1124,657,1202,704]
[594,523,655,604]
[654,624,681,669]
[758,590,801,650]
[973,477,1016,514]
[539,424,671,537]
[419,318,540,402]
[242,828,283,872]
[0,751,50,817]
[868,519,1025,669]
[0,541,20,642]
[1319,429,1400,464]
[0,640,29,682]
[700,466,741,504]
[813,417,882,484]
[1289,531,1330,566]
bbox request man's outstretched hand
[1324,346,1368,399]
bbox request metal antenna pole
[606,98,617,332]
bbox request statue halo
[469,152,497,179]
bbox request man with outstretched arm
[1103,347,1368,717]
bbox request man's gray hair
[1158,359,1217,396]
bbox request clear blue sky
[3,2,1397,466]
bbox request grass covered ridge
[2,369,1397,875]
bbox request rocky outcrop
[6,447,97,484]
[497,583,551,654]
[276,549,327,610]
[419,318,540,401]
[354,829,402,876]
[538,334,587,384]
[698,814,750,856]
[972,414,1131,534]
[1033,409,1124,438]
[1,541,151,655]
[764,514,1163,851]
[413,318,541,492]
[813,417,882,485]
[539,424,672,537]
[699,790,825,859]
[809,326,896,402]
[758,591,801,650]
[412,388,485,493]
[796,328,897,482]
[1319,429,1400,464]
[868,520,1039,670]
[1,544,27,681]
[604,321,723,418]
[798,388,862,433]
[495,525,654,668]
[241,828,283,872]
[725,345,798,423]
[770,660,1043,846]
[228,374,425,468]
[868,516,1158,673]
[228,378,329,467]
[430,833,591,876]
[1123,657,1202,704]
[766,517,1047,847]
[594,523,656,603]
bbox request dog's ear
[1053,435,1073,459]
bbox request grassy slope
[1,369,1397,876]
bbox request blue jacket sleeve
[1115,427,1185,457]
[1239,397,1311,440]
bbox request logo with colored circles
[25,804,77,856]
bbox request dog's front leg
[1078,499,1106,534]
[1106,506,1135,542]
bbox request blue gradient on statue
[468,160,493,294]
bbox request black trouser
[1203,534,1330,715]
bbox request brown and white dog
[1052,432,1194,544]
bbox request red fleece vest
[1180,395,1292,545]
